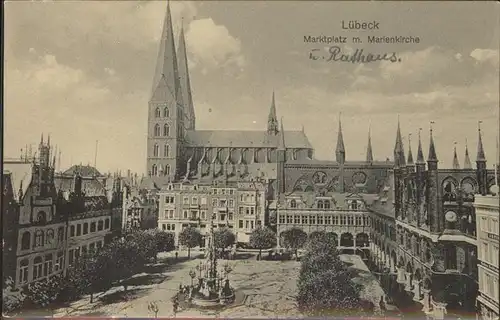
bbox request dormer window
[290,199,297,208]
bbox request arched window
[153,144,159,157]
[290,199,297,208]
[165,164,171,175]
[34,230,44,247]
[163,124,170,136]
[46,229,54,245]
[37,211,47,223]
[317,200,324,209]
[164,144,170,157]
[21,232,30,250]
[163,107,169,118]
[155,107,161,118]
[152,164,158,176]
[324,200,331,209]
[57,227,64,242]
[154,124,161,136]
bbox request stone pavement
[47,252,393,318]
[54,252,302,318]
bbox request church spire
[366,125,373,162]
[427,121,438,163]
[267,91,279,135]
[464,138,472,169]
[278,117,286,150]
[393,117,406,167]
[407,134,414,165]
[177,16,196,130]
[453,142,460,169]
[150,0,181,103]
[477,121,486,162]
[416,128,425,164]
[335,113,345,164]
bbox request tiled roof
[285,159,394,167]
[63,165,102,177]
[83,196,109,211]
[3,160,32,201]
[185,130,313,149]
[54,175,107,197]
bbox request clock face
[445,211,457,222]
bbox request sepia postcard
[3,1,500,319]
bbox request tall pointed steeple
[416,128,425,164]
[407,134,414,165]
[267,92,279,135]
[150,0,181,103]
[427,121,438,170]
[278,117,286,150]
[476,121,488,195]
[452,143,460,169]
[464,139,472,169]
[393,117,406,167]
[335,114,345,164]
[177,17,196,130]
[366,125,373,162]
[477,122,486,162]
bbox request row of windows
[288,199,362,210]
[70,218,110,237]
[161,223,176,231]
[162,193,259,205]
[153,124,171,137]
[279,214,370,226]
[21,227,65,251]
[18,251,64,285]
[238,219,262,230]
[68,241,104,266]
[213,188,236,195]
[155,107,170,118]
[212,198,234,207]
[153,144,170,157]
[151,164,171,176]
[479,271,499,302]
[480,216,499,234]
[479,242,500,267]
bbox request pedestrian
[379,296,386,311]
[175,251,178,260]
[173,297,179,315]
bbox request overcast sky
[4,1,499,174]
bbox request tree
[297,230,365,317]
[249,227,276,258]
[280,227,307,256]
[80,250,114,303]
[126,229,158,263]
[153,230,175,253]
[297,269,363,316]
[26,274,64,311]
[2,277,25,315]
[105,239,143,291]
[213,227,236,255]
[178,226,202,259]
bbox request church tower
[147,1,186,179]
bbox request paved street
[20,252,394,318]
[51,251,301,318]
